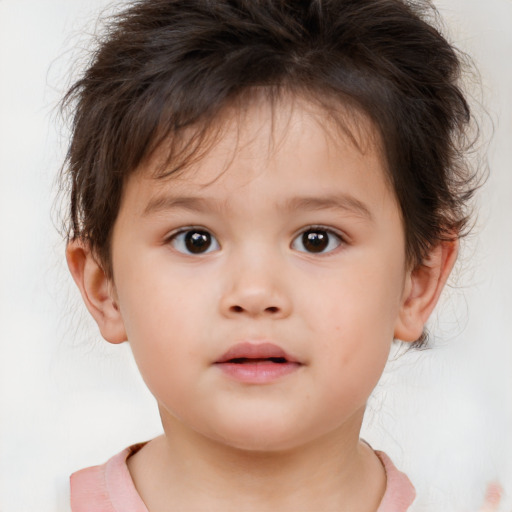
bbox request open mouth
[215,343,301,383]
[215,342,299,364]
[226,357,288,364]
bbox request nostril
[228,305,280,314]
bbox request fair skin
[67,96,459,511]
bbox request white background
[0,1,511,511]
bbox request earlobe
[394,239,458,342]
[66,240,127,344]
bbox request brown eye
[292,228,342,254]
[302,230,328,252]
[170,229,219,254]
[185,231,211,253]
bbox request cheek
[305,261,403,391]
[310,263,403,339]
[117,250,206,332]
[116,268,208,383]
[313,321,391,418]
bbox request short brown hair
[61,0,480,346]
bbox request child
[61,0,496,510]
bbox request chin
[205,415,316,453]
[216,433,303,453]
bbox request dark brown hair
[61,0,479,347]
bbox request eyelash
[166,225,346,255]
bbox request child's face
[108,97,412,451]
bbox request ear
[66,240,127,344]
[394,239,458,342]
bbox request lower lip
[215,361,301,383]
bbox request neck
[128,408,386,512]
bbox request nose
[219,253,292,319]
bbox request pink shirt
[70,442,416,511]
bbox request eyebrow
[143,193,373,221]
[282,195,373,221]
[143,196,216,216]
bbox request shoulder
[70,443,148,512]
[375,450,416,512]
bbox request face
[109,97,410,451]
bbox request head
[62,0,476,450]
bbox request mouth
[223,356,288,364]
[214,342,302,383]
[215,342,299,364]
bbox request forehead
[125,94,395,215]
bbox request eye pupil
[185,231,211,253]
[302,230,329,252]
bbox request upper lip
[215,342,300,364]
